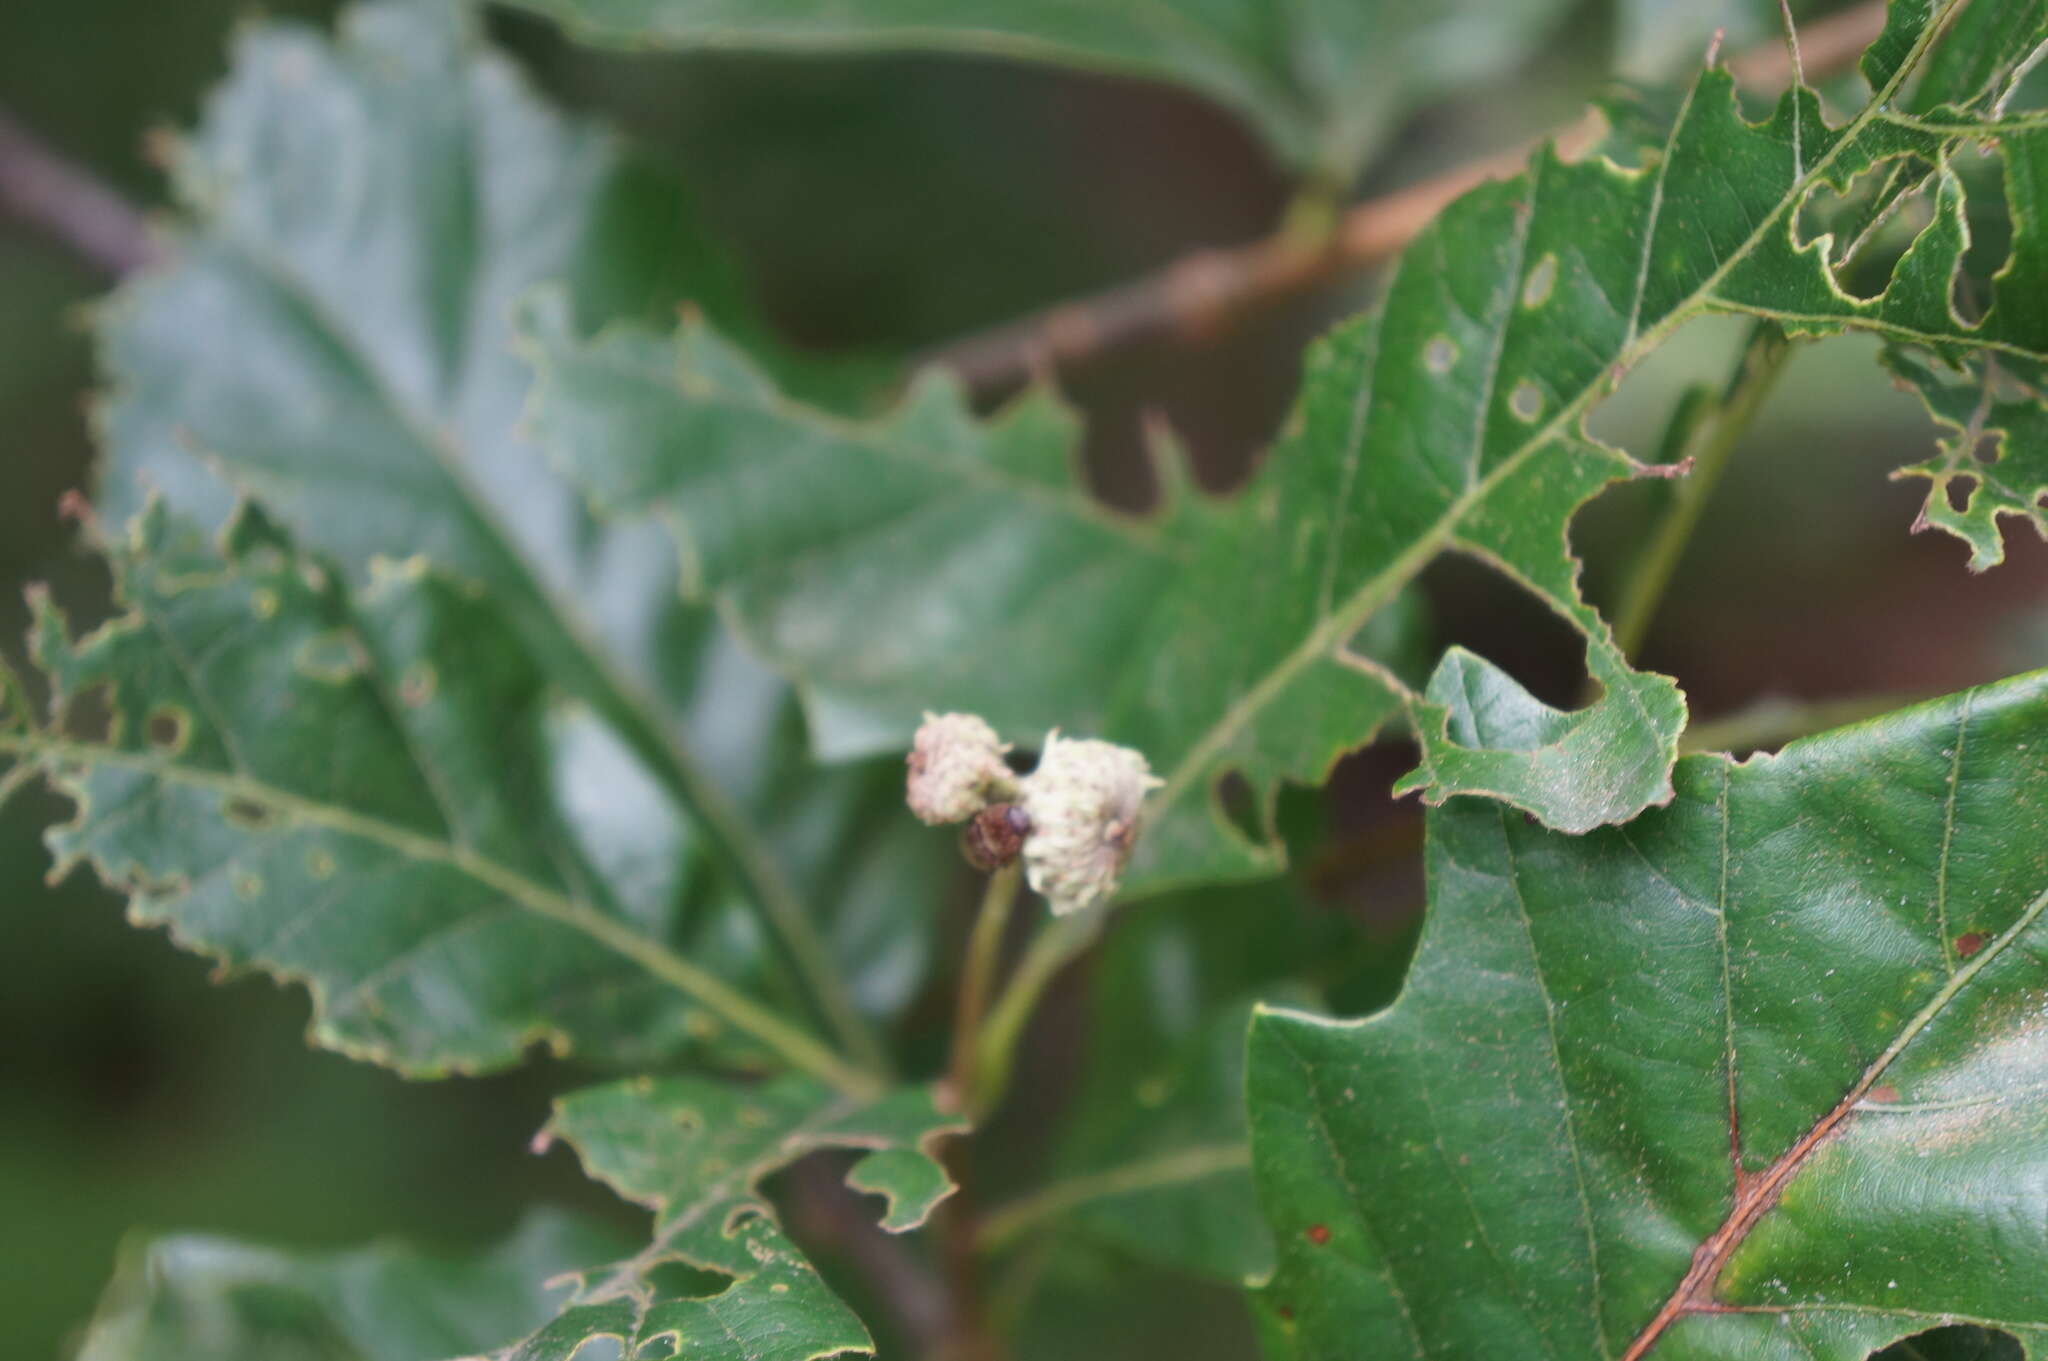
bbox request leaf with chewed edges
[1247,668,2048,1360]
[91,0,938,1059]
[7,502,861,1089]
[75,1210,626,1361]
[497,1074,962,1361]
[529,0,2048,889]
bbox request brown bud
[961,803,1031,872]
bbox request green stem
[948,864,1021,1116]
[976,1143,1251,1252]
[1607,322,1794,664]
[972,906,1106,1114]
[0,729,880,1098]
[1679,690,1934,754]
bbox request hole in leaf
[144,704,189,753]
[1944,476,1976,514]
[1420,556,1585,710]
[1968,431,1999,466]
[644,1259,734,1302]
[635,1338,678,1360]
[1868,1324,2023,1361]
[1214,769,1261,844]
[566,1340,624,1361]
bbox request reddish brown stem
[922,2,1888,396]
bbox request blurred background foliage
[5,1,2047,1357]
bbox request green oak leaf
[1247,667,2048,1359]
[74,1211,628,1361]
[525,0,2048,893]
[90,0,945,1068]
[492,0,1579,179]
[3,501,863,1089]
[499,1073,963,1360]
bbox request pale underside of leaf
[5,502,864,1090]
[91,0,894,1068]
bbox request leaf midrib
[188,204,881,1070]
[1619,875,2048,1358]
[0,729,874,1096]
[1150,0,1962,827]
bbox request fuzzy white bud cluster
[906,712,1017,825]
[904,713,1159,916]
[1017,732,1161,915]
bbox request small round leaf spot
[1509,380,1544,422]
[1521,253,1558,308]
[145,706,191,752]
[1956,930,1987,958]
[1305,1224,1331,1245]
[308,848,337,879]
[251,587,280,619]
[1424,335,1458,375]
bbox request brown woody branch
[0,110,158,278]
[923,1,1889,396]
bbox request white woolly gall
[1017,731,1161,916]
[905,712,1017,825]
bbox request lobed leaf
[497,1074,963,1360]
[90,0,947,1068]
[527,0,2048,896]
[492,0,1579,178]
[6,503,858,1087]
[1247,668,2048,1359]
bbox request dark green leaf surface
[493,0,1577,177]
[530,0,2048,892]
[986,875,1356,1281]
[5,503,860,1087]
[75,1211,627,1361]
[499,1074,962,1360]
[1247,668,2048,1359]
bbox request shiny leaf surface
[1248,668,2048,1359]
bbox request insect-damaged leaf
[91,0,952,1069]
[8,502,864,1087]
[525,0,2048,892]
[496,1074,962,1361]
[1247,668,2048,1359]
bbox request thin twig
[0,110,157,277]
[922,1,1889,396]
[1606,322,1794,666]
[971,907,1105,1115]
[947,864,1022,1118]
